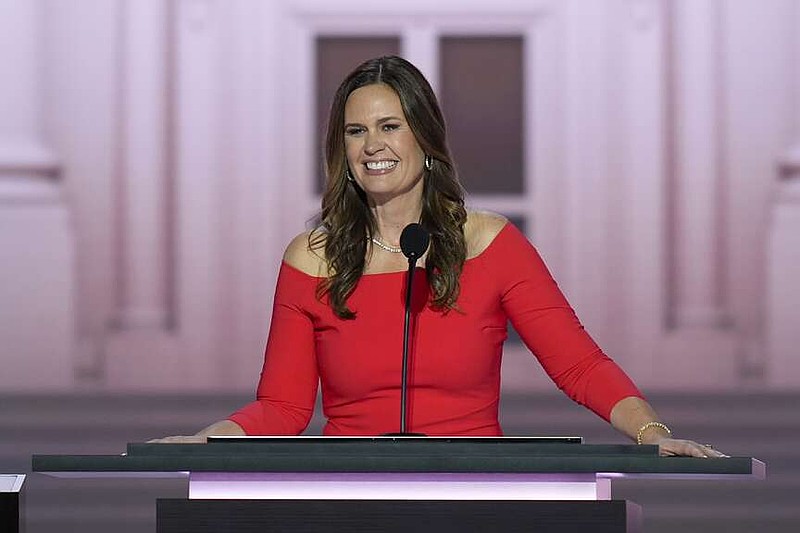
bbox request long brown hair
[312,56,467,319]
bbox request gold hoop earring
[424,155,433,171]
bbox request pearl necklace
[369,236,403,254]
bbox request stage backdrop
[1,0,798,393]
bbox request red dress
[229,223,643,436]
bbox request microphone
[400,223,430,261]
[395,223,429,435]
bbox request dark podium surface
[33,436,763,477]
[31,438,765,532]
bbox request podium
[32,437,765,532]
[0,475,25,533]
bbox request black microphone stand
[384,223,429,437]
[399,254,418,434]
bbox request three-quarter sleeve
[228,263,319,434]
[494,224,643,421]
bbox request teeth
[365,160,397,170]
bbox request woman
[155,56,724,458]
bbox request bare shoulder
[465,210,508,259]
[283,229,327,276]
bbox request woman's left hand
[654,437,729,458]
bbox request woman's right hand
[147,419,245,444]
[147,435,208,444]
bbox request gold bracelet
[636,421,672,445]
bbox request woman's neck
[369,195,423,246]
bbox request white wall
[0,0,797,393]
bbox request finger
[669,441,706,458]
[703,446,729,458]
[659,440,706,458]
[151,435,207,444]
[658,445,677,457]
[656,439,729,458]
[692,445,709,458]
[658,442,682,457]
[148,436,186,443]
[693,443,730,458]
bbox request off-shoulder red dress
[229,223,642,436]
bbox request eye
[382,123,400,132]
[345,126,365,136]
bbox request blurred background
[1,0,798,531]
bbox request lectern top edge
[206,436,584,444]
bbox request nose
[364,130,385,155]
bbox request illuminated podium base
[157,499,641,532]
[162,469,638,532]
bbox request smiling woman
[151,56,726,459]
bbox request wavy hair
[311,56,467,319]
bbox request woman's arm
[150,233,322,443]
[610,396,727,457]
[488,220,729,458]
[226,234,321,435]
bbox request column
[116,0,171,329]
[670,0,726,328]
[766,0,800,387]
[0,0,74,389]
